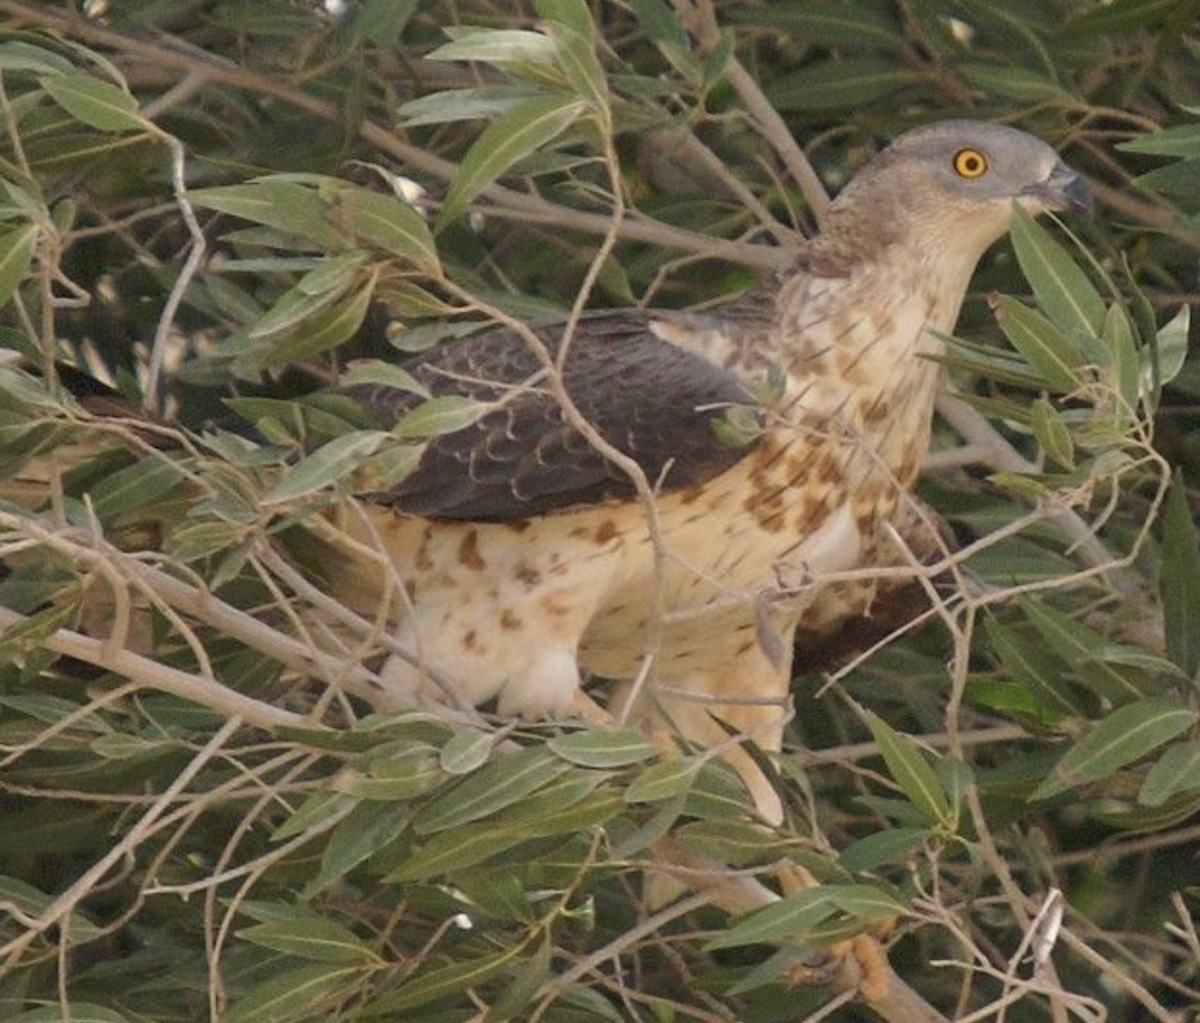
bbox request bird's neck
[769,239,984,484]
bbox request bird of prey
[320,120,1092,825]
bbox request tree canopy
[0,2,1198,1023]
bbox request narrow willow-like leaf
[987,618,1084,717]
[1019,597,1145,701]
[399,85,543,126]
[438,94,586,229]
[1030,398,1075,469]
[1139,741,1200,806]
[368,946,526,1012]
[827,884,909,919]
[425,28,558,65]
[1102,303,1140,415]
[13,1005,130,1023]
[438,730,493,774]
[254,279,376,371]
[192,181,343,247]
[414,747,570,833]
[1010,203,1105,336]
[1032,697,1198,800]
[223,964,363,1023]
[88,455,189,522]
[238,918,376,964]
[0,224,37,311]
[262,430,388,505]
[1160,472,1200,682]
[485,940,551,1023]
[548,727,660,767]
[1154,305,1190,387]
[41,72,148,133]
[1118,123,1200,158]
[334,186,440,273]
[546,22,609,124]
[838,827,928,872]
[384,825,525,882]
[865,712,951,826]
[340,360,430,399]
[391,395,491,439]
[625,757,701,803]
[705,887,841,950]
[314,800,406,889]
[993,295,1081,391]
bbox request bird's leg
[621,627,896,1005]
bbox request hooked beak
[1022,162,1094,218]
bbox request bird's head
[823,120,1091,271]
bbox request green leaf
[438,93,586,229]
[272,791,355,841]
[1139,741,1200,806]
[358,0,420,45]
[262,430,388,504]
[485,940,551,1023]
[391,395,491,439]
[548,727,660,767]
[192,181,343,248]
[767,58,922,112]
[1160,471,1200,682]
[0,224,37,310]
[1032,697,1198,800]
[628,0,699,82]
[986,618,1084,718]
[1010,203,1105,337]
[1030,398,1075,469]
[224,963,363,1023]
[1102,303,1141,415]
[675,819,788,866]
[534,0,592,35]
[959,63,1071,102]
[238,918,375,964]
[864,713,951,826]
[313,800,406,889]
[333,186,440,273]
[341,359,430,399]
[838,828,928,872]
[398,85,544,126]
[414,746,570,833]
[439,730,494,774]
[41,72,148,134]
[367,947,524,1013]
[1019,598,1145,701]
[1118,123,1200,158]
[384,825,526,882]
[87,455,189,523]
[253,279,376,371]
[1153,305,1189,387]
[13,1006,130,1023]
[545,22,609,124]
[705,887,841,950]
[727,3,904,51]
[993,295,1082,391]
[826,884,908,919]
[625,758,701,803]
[425,28,559,66]
[249,280,351,340]
[0,41,75,76]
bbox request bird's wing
[343,310,762,521]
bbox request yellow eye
[953,147,989,178]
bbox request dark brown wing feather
[344,311,760,521]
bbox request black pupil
[963,154,980,172]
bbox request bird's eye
[953,148,989,179]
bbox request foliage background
[0,1,1198,1022]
